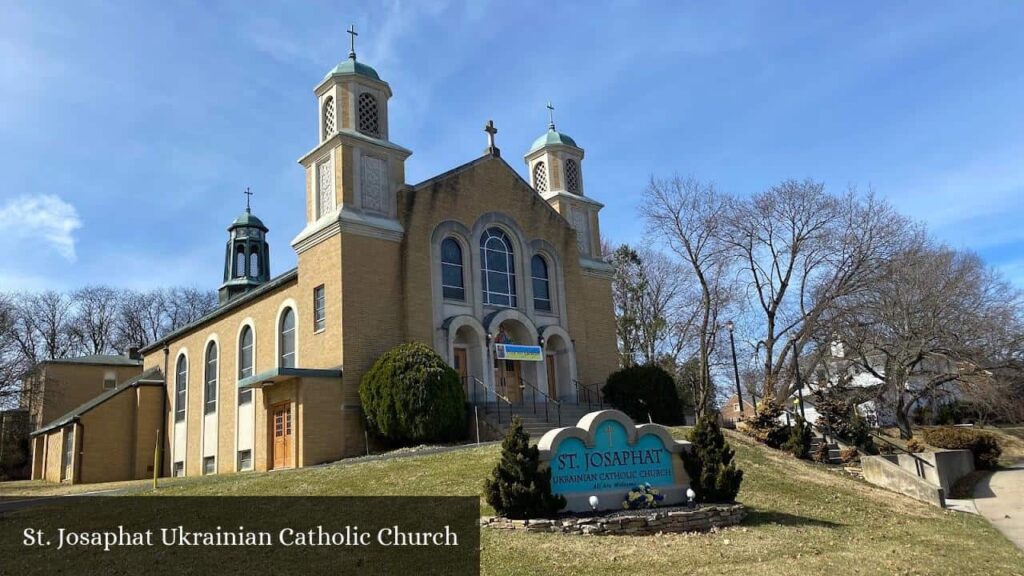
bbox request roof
[31,367,165,436]
[43,354,142,368]
[529,128,579,153]
[238,366,343,389]
[138,268,299,355]
[324,56,381,81]
[230,210,268,231]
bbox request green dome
[324,57,381,81]
[230,211,268,231]
[529,128,579,153]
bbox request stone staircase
[810,435,843,465]
[474,401,602,439]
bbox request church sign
[537,410,692,512]
[494,343,544,362]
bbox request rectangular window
[313,285,326,332]
[173,461,184,477]
[239,388,252,405]
[237,449,253,471]
[203,456,215,475]
[175,386,186,423]
[103,373,116,390]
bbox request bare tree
[834,243,1024,438]
[642,176,734,416]
[72,286,122,354]
[724,181,915,402]
[0,294,25,409]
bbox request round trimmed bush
[359,342,466,444]
[920,427,1002,470]
[602,364,683,425]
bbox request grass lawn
[3,429,1022,575]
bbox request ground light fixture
[589,495,599,511]
[686,488,696,508]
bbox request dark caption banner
[0,496,479,575]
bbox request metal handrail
[471,376,512,426]
[518,376,561,427]
[572,379,604,410]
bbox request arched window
[174,354,187,423]
[440,238,465,300]
[533,161,548,192]
[238,326,253,404]
[279,308,296,368]
[249,252,260,277]
[204,341,218,415]
[357,92,379,136]
[480,228,517,308]
[531,255,551,312]
[234,245,245,278]
[322,96,336,140]
[565,158,580,194]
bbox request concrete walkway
[974,464,1024,551]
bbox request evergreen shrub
[483,417,566,519]
[682,414,743,503]
[602,364,683,425]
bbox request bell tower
[292,25,412,254]
[524,104,605,262]
[219,188,271,304]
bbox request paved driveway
[974,464,1024,551]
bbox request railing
[517,376,561,427]
[573,379,604,411]
[470,376,512,426]
[868,430,936,479]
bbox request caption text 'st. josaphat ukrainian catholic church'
[29,29,618,483]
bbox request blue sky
[2,1,1023,291]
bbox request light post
[725,321,744,414]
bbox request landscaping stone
[482,503,746,536]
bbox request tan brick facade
[30,54,619,485]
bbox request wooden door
[546,354,557,399]
[495,359,522,402]
[271,403,293,469]
[454,348,468,394]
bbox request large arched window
[440,238,465,300]
[238,326,253,404]
[175,354,187,423]
[357,92,379,136]
[532,161,548,192]
[322,96,336,140]
[204,342,218,415]
[480,228,517,308]
[565,158,580,194]
[531,255,551,312]
[279,308,296,368]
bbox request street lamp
[725,321,745,414]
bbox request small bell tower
[524,103,604,261]
[219,188,271,303]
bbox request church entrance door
[454,347,468,396]
[546,354,557,399]
[495,358,522,403]
[271,402,293,470]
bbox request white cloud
[0,195,82,261]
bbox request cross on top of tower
[546,102,556,130]
[243,187,253,213]
[484,119,500,157]
[347,24,358,59]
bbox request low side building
[30,368,164,484]
[22,354,143,431]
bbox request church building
[30,31,617,483]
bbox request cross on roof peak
[347,24,358,59]
[484,119,500,157]
[243,187,253,212]
[546,102,556,130]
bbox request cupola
[219,189,271,303]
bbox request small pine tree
[782,415,813,459]
[483,417,566,519]
[682,413,744,503]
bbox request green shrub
[812,389,876,453]
[743,398,788,448]
[359,341,466,444]
[602,364,683,425]
[782,416,813,459]
[921,427,1002,470]
[682,413,743,503]
[483,417,566,519]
